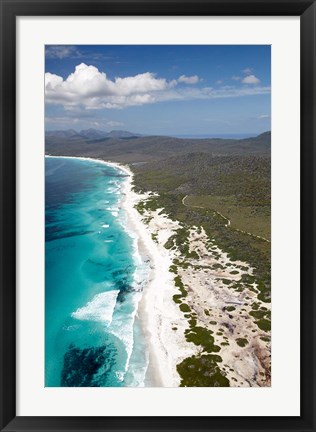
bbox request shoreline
[46,155,182,387]
[46,155,271,387]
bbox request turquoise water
[45,157,149,387]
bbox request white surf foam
[71,290,120,327]
[107,291,143,375]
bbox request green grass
[185,194,270,241]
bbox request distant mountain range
[45,128,141,142]
[45,129,271,164]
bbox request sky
[45,45,271,137]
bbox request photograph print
[45,45,271,387]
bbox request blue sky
[45,45,271,136]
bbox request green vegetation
[173,295,182,304]
[256,319,271,332]
[236,338,249,347]
[225,306,236,312]
[250,310,268,320]
[180,303,191,313]
[47,131,271,388]
[177,354,230,387]
[250,308,271,332]
[169,264,178,274]
[164,227,199,259]
[185,194,270,240]
[172,274,225,383]
[134,197,161,215]
[46,130,271,164]
[221,279,231,285]
[134,192,270,304]
[230,270,239,275]
[184,326,220,353]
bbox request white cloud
[46,45,117,61]
[45,63,172,109]
[178,75,200,84]
[45,63,270,110]
[243,67,253,74]
[258,114,270,119]
[232,76,241,81]
[242,74,260,85]
[45,116,80,125]
[45,46,81,59]
[106,120,124,127]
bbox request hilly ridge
[45,130,271,163]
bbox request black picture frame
[0,1,315,431]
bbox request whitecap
[71,290,120,327]
[107,187,119,194]
[115,371,125,382]
[101,224,110,228]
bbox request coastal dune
[46,156,271,387]
[117,158,271,387]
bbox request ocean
[45,156,150,387]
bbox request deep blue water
[45,157,149,387]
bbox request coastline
[46,155,188,387]
[99,157,199,387]
[46,155,271,387]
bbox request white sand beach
[111,159,271,387]
[47,156,271,387]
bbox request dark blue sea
[45,157,150,387]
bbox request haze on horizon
[45,45,271,136]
